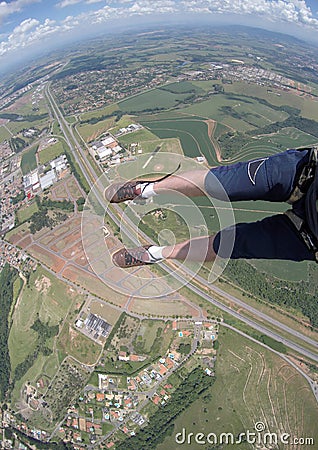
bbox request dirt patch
[62,240,84,259]
[18,235,32,249]
[62,264,127,306]
[28,244,66,273]
[74,253,88,267]
[205,119,222,162]
[7,229,30,245]
[50,229,81,252]
[35,275,52,295]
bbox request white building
[40,170,57,190]
[97,146,112,161]
[50,154,68,173]
[23,171,39,192]
[102,136,116,147]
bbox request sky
[1,0,318,73]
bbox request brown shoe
[112,246,162,268]
[104,164,181,203]
[104,180,142,203]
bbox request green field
[76,116,115,142]
[158,327,318,450]
[227,82,318,120]
[242,127,317,154]
[141,118,218,164]
[118,128,159,146]
[0,125,12,142]
[57,322,102,365]
[20,145,38,175]
[181,92,288,131]
[16,201,39,223]
[160,81,205,95]
[8,266,73,372]
[38,140,64,164]
[118,88,192,113]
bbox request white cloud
[12,17,39,34]
[1,0,318,61]
[57,0,82,8]
[0,0,40,21]
[85,0,104,4]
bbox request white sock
[147,245,165,261]
[139,182,156,199]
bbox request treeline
[0,264,17,401]
[259,335,287,354]
[224,260,318,328]
[13,316,59,383]
[11,191,26,205]
[0,113,48,122]
[80,110,123,126]
[248,115,318,139]
[41,196,74,212]
[116,367,215,450]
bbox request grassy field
[248,259,309,282]
[141,118,217,164]
[16,201,39,223]
[133,319,170,354]
[181,92,287,131]
[79,103,119,121]
[77,117,116,142]
[118,128,160,146]
[20,145,38,175]
[0,125,12,142]
[118,88,191,113]
[56,323,102,365]
[38,140,64,164]
[158,327,318,450]
[243,127,317,153]
[8,266,74,371]
[226,81,318,120]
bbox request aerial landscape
[1,0,318,449]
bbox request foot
[104,164,181,203]
[112,246,162,268]
[104,180,146,203]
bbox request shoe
[104,163,181,203]
[105,180,143,203]
[112,245,162,268]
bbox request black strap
[285,209,318,262]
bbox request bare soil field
[18,235,32,249]
[62,264,128,306]
[89,300,121,326]
[129,297,197,317]
[50,229,81,252]
[28,244,66,273]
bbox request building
[50,154,68,173]
[23,171,40,192]
[39,170,57,190]
[84,313,111,339]
[97,146,112,161]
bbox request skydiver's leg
[106,149,310,204]
[112,214,315,268]
[150,170,209,198]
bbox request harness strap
[287,146,318,204]
[284,209,318,263]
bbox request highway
[44,83,318,365]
